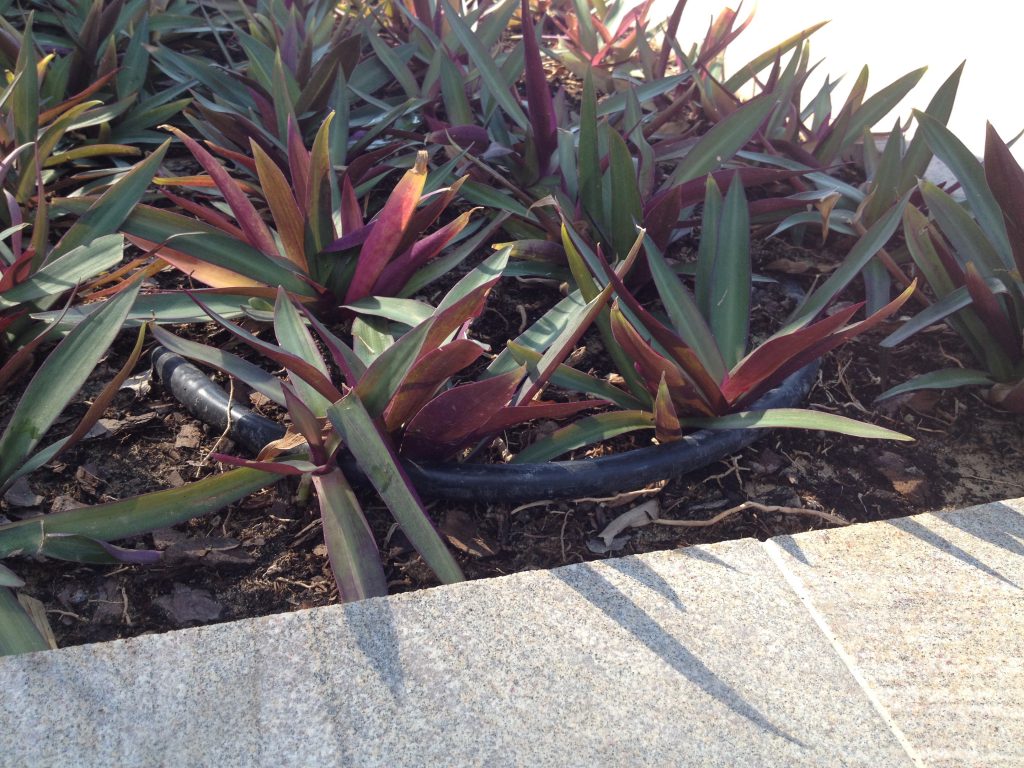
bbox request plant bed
[5,237,1022,650]
[3,0,1024,656]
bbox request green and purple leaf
[984,122,1024,276]
[654,373,682,443]
[313,468,389,602]
[165,126,281,260]
[327,393,464,585]
[521,0,556,172]
[402,368,523,460]
[681,408,912,441]
[609,305,714,415]
[345,152,429,303]
[382,339,487,432]
[511,410,655,464]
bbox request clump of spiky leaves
[148,249,606,596]
[877,119,1024,411]
[0,272,152,655]
[505,179,914,462]
[56,119,479,322]
[1,141,169,361]
[0,8,193,151]
[154,0,364,154]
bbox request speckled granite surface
[770,498,1024,768]
[2,499,1022,767]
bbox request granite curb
[2,499,1021,767]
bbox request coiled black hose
[151,346,819,503]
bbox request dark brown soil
[4,237,1024,650]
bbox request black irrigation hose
[151,346,819,504]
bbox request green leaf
[0,468,279,560]
[838,67,925,154]
[787,190,911,329]
[274,288,332,418]
[506,342,645,410]
[48,140,170,261]
[899,62,963,195]
[368,33,419,99]
[916,110,1013,268]
[875,369,994,402]
[487,290,588,376]
[920,181,1005,277]
[722,21,828,93]
[579,69,602,226]
[459,181,533,218]
[327,393,464,584]
[682,408,913,441]
[53,200,315,296]
[0,563,23,588]
[435,247,509,313]
[880,279,1006,349]
[438,53,473,126]
[33,293,256,329]
[664,97,776,188]
[0,276,142,487]
[696,175,723,319]
[344,297,435,326]
[12,17,38,149]
[710,176,750,369]
[399,216,505,299]
[647,237,726,382]
[862,121,906,226]
[0,235,123,309]
[570,0,599,52]
[440,0,529,131]
[353,319,431,417]
[597,75,689,118]
[117,13,150,99]
[608,130,643,259]
[511,411,655,463]
[0,588,48,657]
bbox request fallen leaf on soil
[154,584,223,625]
[85,413,159,440]
[250,392,272,409]
[440,510,499,558]
[750,447,785,474]
[90,579,126,624]
[589,499,660,553]
[872,451,930,505]
[764,257,837,275]
[3,477,42,508]
[119,371,152,398]
[50,496,87,514]
[84,418,121,439]
[175,422,204,449]
[988,379,1024,412]
[75,465,105,495]
[153,529,254,566]
[876,390,942,417]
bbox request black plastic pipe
[152,346,819,503]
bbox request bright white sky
[650,0,1023,161]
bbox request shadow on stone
[604,558,686,612]
[940,502,1024,561]
[350,598,405,700]
[679,545,744,573]
[554,563,803,747]
[889,515,1020,589]
[772,535,811,567]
